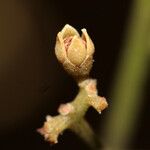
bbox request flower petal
[55,32,66,63]
[61,24,79,39]
[81,29,95,56]
[67,36,87,66]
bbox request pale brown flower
[55,24,95,79]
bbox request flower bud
[55,24,95,80]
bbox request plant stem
[38,79,108,147]
[102,0,150,149]
[70,118,96,149]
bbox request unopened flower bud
[55,24,95,80]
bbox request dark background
[0,0,149,149]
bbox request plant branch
[38,79,108,147]
[70,118,96,149]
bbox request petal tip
[61,24,79,37]
[81,28,87,32]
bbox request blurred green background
[0,0,149,149]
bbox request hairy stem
[70,119,96,149]
[38,79,108,148]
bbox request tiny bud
[79,79,98,96]
[55,24,95,80]
[46,115,53,121]
[89,96,108,113]
[58,103,74,115]
[98,97,108,111]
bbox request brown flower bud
[55,24,95,80]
